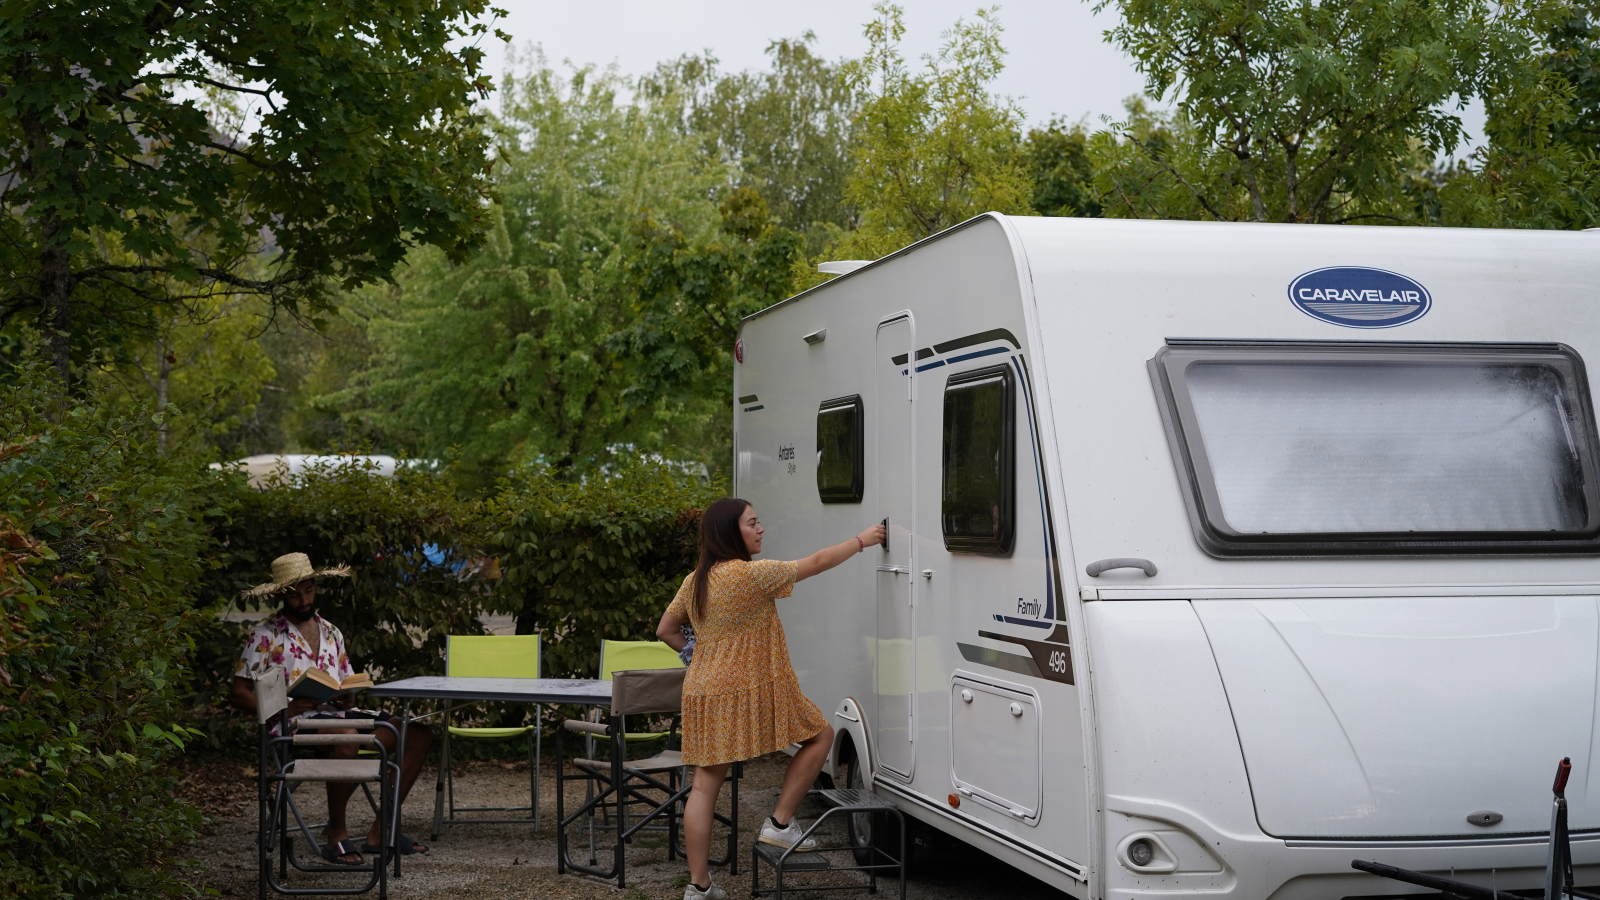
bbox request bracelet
[854,536,864,553]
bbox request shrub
[488,459,718,679]
[0,370,234,899]
[203,458,503,691]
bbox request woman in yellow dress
[656,497,884,900]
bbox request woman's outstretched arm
[796,523,886,582]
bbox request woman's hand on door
[796,523,887,583]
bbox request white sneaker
[683,881,727,900]
[758,817,819,852]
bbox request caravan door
[874,314,916,779]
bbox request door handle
[881,517,889,555]
[876,566,910,574]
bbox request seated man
[229,552,432,864]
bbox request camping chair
[256,672,398,899]
[430,634,543,840]
[584,640,691,834]
[555,642,740,887]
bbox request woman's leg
[684,762,731,887]
[772,723,834,826]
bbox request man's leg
[364,722,431,849]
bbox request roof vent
[817,260,871,275]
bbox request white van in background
[731,214,1600,900]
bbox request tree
[107,296,276,457]
[617,187,802,460]
[1545,0,1600,156]
[0,0,502,385]
[1023,119,1102,218]
[1089,0,1542,223]
[324,59,732,479]
[1433,1,1600,228]
[823,3,1034,266]
[667,36,862,251]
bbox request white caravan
[730,214,1600,900]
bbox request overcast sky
[476,1,1150,128]
[472,1,1483,153]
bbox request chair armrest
[562,719,612,736]
[294,733,381,747]
[295,718,377,730]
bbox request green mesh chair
[430,634,543,840]
[599,640,685,744]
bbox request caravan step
[814,788,895,809]
[754,843,831,871]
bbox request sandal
[361,832,428,856]
[322,838,364,866]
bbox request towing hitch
[1353,758,1600,900]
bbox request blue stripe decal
[1012,357,1059,624]
[947,347,1011,364]
[993,614,1053,629]
[915,360,946,372]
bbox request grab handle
[881,518,889,555]
[1086,558,1158,578]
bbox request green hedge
[0,371,230,899]
[190,457,504,749]
[489,460,717,679]
[190,456,717,740]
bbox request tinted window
[816,395,863,503]
[1150,341,1600,556]
[942,365,1014,553]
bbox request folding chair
[256,672,398,899]
[430,634,543,840]
[555,642,741,887]
[592,640,690,833]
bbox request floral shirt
[235,612,354,723]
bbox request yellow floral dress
[665,559,828,766]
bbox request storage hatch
[950,673,1040,821]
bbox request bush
[0,370,234,899]
[204,458,503,689]
[488,459,718,679]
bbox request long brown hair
[691,497,752,623]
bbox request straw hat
[242,552,351,599]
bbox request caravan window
[942,365,1015,554]
[816,395,864,503]
[1150,341,1600,556]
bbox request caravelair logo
[1288,266,1431,328]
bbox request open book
[288,669,374,702]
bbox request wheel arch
[827,695,873,782]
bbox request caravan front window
[1150,341,1600,556]
[942,365,1015,554]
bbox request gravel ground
[179,754,1069,900]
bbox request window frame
[1148,339,1600,557]
[941,364,1016,555]
[816,394,865,504]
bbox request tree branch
[1124,132,1227,220]
[139,73,280,113]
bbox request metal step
[814,788,895,809]
[754,843,831,871]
